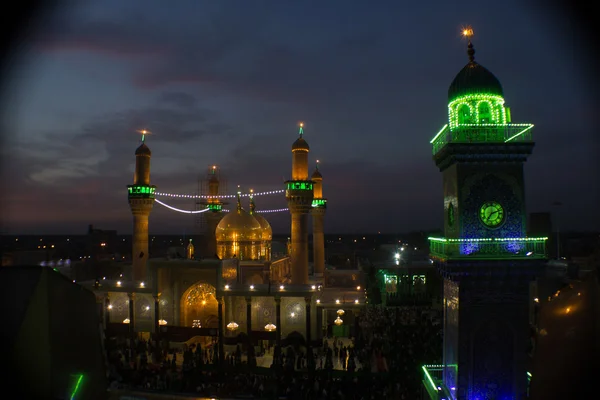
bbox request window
[458,104,471,124]
[478,102,491,123]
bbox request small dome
[292,136,310,152]
[311,168,322,180]
[448,61,503,102]
[135,143,151,156]
[216,207,262,242]
[448,43,503,102]
[253,213,272,241]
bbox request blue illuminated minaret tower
[127,130,157,282]
[422,28,547,400]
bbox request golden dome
[248,196,273,241]
[216,200,262,261]
[216,207,262,242]
[253,213,272,241]
[292,136,310,152]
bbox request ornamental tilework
[462,173,524,242]
[108,292,129,323]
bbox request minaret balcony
[285,180,314,191]
[311,198,327,209]
[421,364,452,400]
[428,236,547,261]
[430,123,534,155]
[127,185,157,199]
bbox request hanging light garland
[155,189,285,199]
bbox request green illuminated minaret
[422,29,547,400]
[285,123,314,285]
[127,131,157,282]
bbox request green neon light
[448,93,507,128]
[286,181,314,191]
[430,124,448,144]
[422,365,438,392]
[428,236,548,242]
[505,124,534,142]
[312,199,327,207]
[127,185,156,198]
[70,374,83,400]
[430,123,534,155]
[207,204,222,211]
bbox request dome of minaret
[311,168,322,180]
[292,123,310,152]
[448,40,503,102]
[135,143,151,156]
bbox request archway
[180,282,219,328]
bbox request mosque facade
[84,124,365,367]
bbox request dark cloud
[4,0,597,234]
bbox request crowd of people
[105,305,442,399]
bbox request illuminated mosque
[86,123,365,363]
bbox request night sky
[1,0,597,235]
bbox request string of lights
[155,189,285,199]
[154,199,210,214]
[154,200,288,214]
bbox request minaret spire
[236,185,242,211]
[462,27,475,62]
[249,189,256,214]
[298,122,304,136]
[139,129,150,143]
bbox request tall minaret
[285,123,314,284]
[311,160,327,277]
[127,130,156,282]
[202,166,225,258]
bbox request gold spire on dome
[216,185,263,260]
[249,189,256,214]
[135,129,152,156]
[246,188,273,260]
[461,26,475,62]
[292,122,310,152]
[236,185,242,212]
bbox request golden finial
[298,122,304,136]
[461,26,475,62]
[137,129,151,143]
[462,27,474,39]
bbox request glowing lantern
[264,323,276,332]
[227,321,239,331]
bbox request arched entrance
[180,282,219,328]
